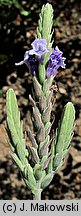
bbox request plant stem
[33,189,42,200]
[33,182,42,200]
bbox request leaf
[37,3,54,64]
[37,3,54,84]
[28,146,39,163]
[33,76,42,99]
[53,152,63,171]
[29,87,47,113]
[6,89,22,141]
[33,106,44,131]
[39,136,50,156]
[36,126,45,143]
[41,172,54,189]
[27,164,36,189]
[40,155,48,168]
[45,122,52,137]
[39,92,47,112]
[55,102,75,154]
[43,77,53,94]
[27,127,38,149]
[43,76,53,100]
[42,103,52,124]
[6,89,27,164]
[11,153,24,173]
[34,164,46,181]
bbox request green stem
[33,182,42,200]
[33,189,42,200]
[38,64,46,85]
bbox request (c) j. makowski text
[19,202,79,212]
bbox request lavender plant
[6,3,75,200]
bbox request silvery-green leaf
[27,164,36,189]
[43,77,53,95]
[41,172,54,189]
[37,3,54,64]
[45,122,52,137]
[33,76,42,99]
[55,102,75,153]
[34,164,46,181]
[6,89,27,164]
[53,152,63,171]
[11,153,24,173]
[6,89,23,141]
[40,155,48,168]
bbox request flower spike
[6,3,75,200]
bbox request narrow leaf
[55,102,75,153]
[41,172,54,189]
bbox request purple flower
[15,39,48,66]
[27,55,36,75]
[15,51,36,75]
[15,51,30,66]
[46,46,66,77]
[29,39,49,57]
[15,39,49,74]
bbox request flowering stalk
[6,3,75,200]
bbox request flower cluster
[15,39,66,77]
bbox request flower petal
[15,60,24,66]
